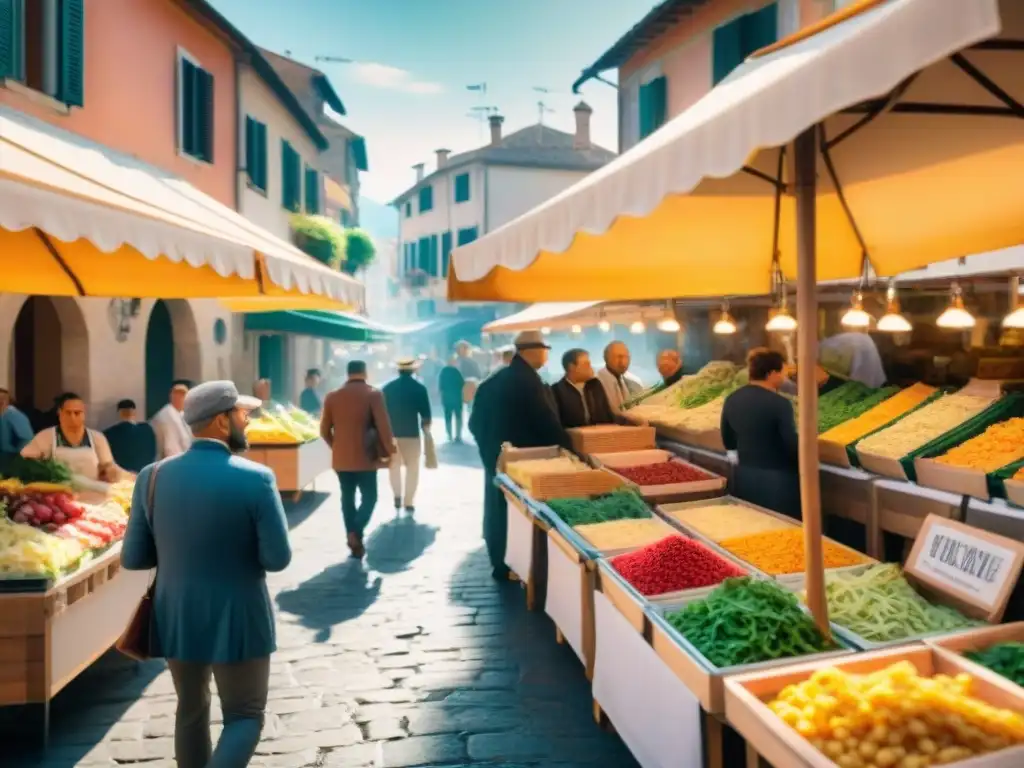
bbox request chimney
[488,114,504,146]
[413,162,425,182]
[573,101,593,150]
[435,149,451,170]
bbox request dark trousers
[482,467,508,571]
[167,656,270,768]
[443,401,463,440]
[338,471,378,538]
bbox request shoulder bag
[115,462,162,661]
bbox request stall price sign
[906,514,1024,623]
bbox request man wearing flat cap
[383,358,432,512]
[469,330,572,580]
[122,380,291,766]
[151,379,193,459]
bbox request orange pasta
[718,528,869,575]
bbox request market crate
[244,439,331,500]
[724,645,1024,768]
[926,622,1024,691]
[648,593,853,715]
[545,527,598,678]
[656,424,726,454]
[590,449,726,503]
[501,445,624,501]
[1003,477,1024,508]
[567,424,656,455]
[499,484,548,612]
[819,465,872,525]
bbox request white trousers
[388,436,422,506]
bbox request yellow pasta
[664,503,795,542]
[574,519,671,551]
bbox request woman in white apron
[20,393,121,483]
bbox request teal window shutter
[404,201,411,218]
[180,58,196,156]
[0,0,25,81]
[304,166,320,214]
[429,234,439,276]
[418,185,433,213]
[197,68,214,162]
[441,231,452,276]
[418,236,430,271]
[639,77,667,139]
[454,173,470,203]
[255,121,267,189]
[281,140,300,211]
[57,0,84,107]
[712,19,743,85]
[245,116,269,191]
[638,81,653,139]
[742,2,778,53]
[456,227,478,246]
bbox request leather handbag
[115,462,162,661]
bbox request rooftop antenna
[315,55,355,64]
[537,100,555,129]
[468,104,498,143]
[466,83,489,141]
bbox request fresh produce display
[246,406,320,444]
[819,383,938,447]
[613,461,712,486]
[821,564,981,643]
[0,482,87,530]
[574,518,673,552]
[664,577,835,667]
[506,456,587,490]
[768,661,1024,765]
[664,502,795,542]
[857,392,995,460]
[545,488,651,527]
[636,361,738,410]
[718,528,869,575]
[934,417,1024,472]
[108,479,135,515]
[964,642,1024,688]
[816,381,900,434]
[675,366,744,409]
[0,518,84,577]
[611,535,745,596]
[1,455,74,485]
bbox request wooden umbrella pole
[793,127,830,638]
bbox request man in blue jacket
[122,380,292,768]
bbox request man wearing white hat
[382,358,432,512]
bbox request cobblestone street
[9,441,637,768]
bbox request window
[712,3,778,85]
[340,209,351,228]
[0,0,84,106]
[418,236,431,272]
[404,201,412,218]
[441,231,452,277]
[456,227,478,246]
[638,76,667,139]
[304,166,320,214]
[454,173,470,203]
[244,116,268,192]
[418,185,433,214]
[178,52,215,162]
[281,140,301,211]
[409,242,417,272]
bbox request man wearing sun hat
[382,357,432,512]
[152,379,193,459]
[469,330,572,579]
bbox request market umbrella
[0,107,362,310]
[448,0,1024,634]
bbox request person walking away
[720,348,801,519]
[104,399,157,475]
[22,392,123,483]
[0,387,33,471]
[469,331,572,580]
[597,341,645,413]
[656,349,685,388]
[454,340,482,380]
[382,358,432,513]
[299,369,323,416]
[550,349,616,428]
[121,381,290,768]
[438,356,466,443]
[320,360,396,558]
[152,380,193,459]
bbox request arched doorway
[11,297,89,431]
[144,299,202,417]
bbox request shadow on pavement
[364,514,437,574]
[281,489,332,530]
[434,440,483,469]
[276,559,381,643]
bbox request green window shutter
[197,68,214,162]
[57,0,85,107]
[257,122,268,189]
[429,234,439,276]
[418,185,433,213]
[281,140,296,210]
[441,231,452,276]
[456,227,478,246]
[454,173,470,203]
[742,2,778,54]
[409,242,417,272]
[180,58,196,156]
[304,167,320,214]
[245,116,256,187]
[638,81,653,139]
[0,0,25,82]
[649,76,667,133]
[404,202,411,218]
[418,236,430,271]
[712,20,744,85]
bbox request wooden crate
[567,425,656,455]
[591,449,726,503]
[245,440,331,498]
[501,488,548,612]
[545,528,598,679]
[502,445,624,501]
[725,645,1024,768]
[927,622,1024,691]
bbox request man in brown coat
[320,360,396,558]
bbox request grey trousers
[167,656,270,768]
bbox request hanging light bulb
[540,326,551,335]
[935,282,975,330]
[656,301,680,332]
[841,291,873,329]
[598,319,611,332]
[766,291,797,332]
[570,324,583,334]
[1002,276,1024,328]
[629,320,646,334]
[876,279,913,333]
[713,302,737,335]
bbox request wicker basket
[567,425,657,455]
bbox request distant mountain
[358,195,398,241]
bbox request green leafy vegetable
[546,488,651,527]
[2,456,74,485]
[965,642,1024,688]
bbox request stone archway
[9,296,89,428]
[143,299,201,417]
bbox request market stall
[245,406,330,500]
[0,467,137,744]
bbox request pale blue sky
[207,0,653,202]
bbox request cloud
[349,62,443,95]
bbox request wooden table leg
[746,741,760,768]
[704,712,723,768]
[525,577,536,612]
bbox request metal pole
[794,126,830,639]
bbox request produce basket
[647,591,853,715]
[501,445,624,501]
[567,424,656,455]
[926,622,1024,692]
[589,449,726,501]
[724,645,1024,768]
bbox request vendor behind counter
[20,392,122,483]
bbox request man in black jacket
[469,330,571,579]
[550,349,616,429]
